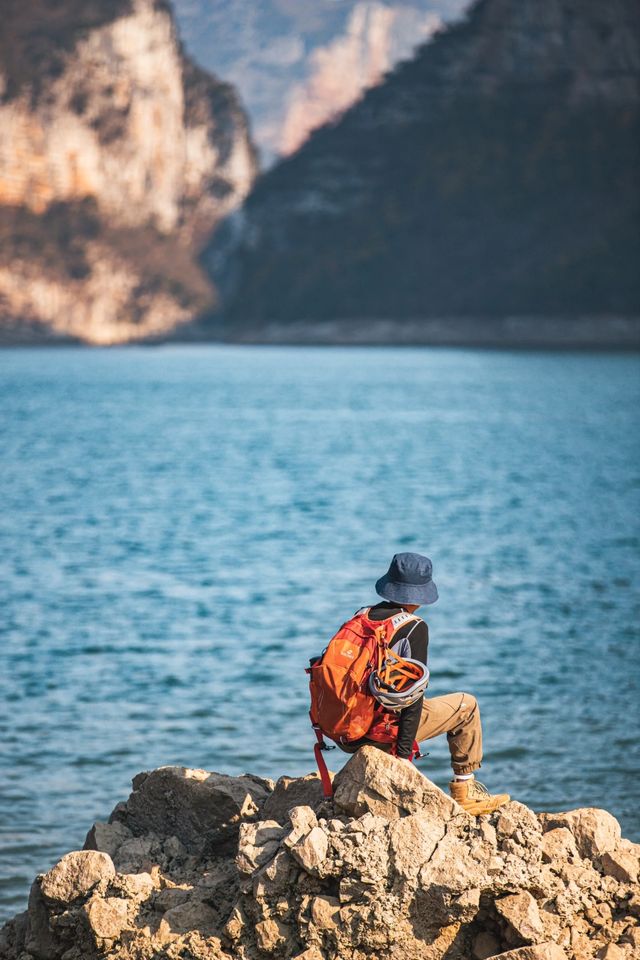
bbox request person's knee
[460,692,478,716]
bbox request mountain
[0,0,256,345]
[203,0,640,347]
[171,0,466,163]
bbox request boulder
[333,745,460,821]
[492,945,567,960]
[600,847,639,884]
[39,851,115,905]
[83,897,129,941]
[83,821,132,859]
[261,774,329,823]
[495,891,545,944]
[162,900,218,936]
[538,809,621,864]
[110,766,272,853]
[540,828,580,864]
[288,826,329,874]
[236,820,285,875]
[255,917,290,953]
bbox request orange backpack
[308,607,420,745]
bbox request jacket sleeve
[395,620,429,759]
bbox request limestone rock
[261,774,329,824]
[495,892,545,944]
[310,895,341,931]
[162,899,218,936]
[492,945,568,959]
[538,809,621,864]
[285,806,319,844]
[389,812,446,879]
[83,821,132,859]
[255,917,290,953]
[289,826,329,874]
[236,820,285,875]
[39,851,116,905]
[111,766,271,853]
[540,827,580,864]
[600,847,638,884]
[1,758,637,960]
[110,872,156,901]
[333,745,460,820]
[83,897,129,940]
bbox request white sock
[454,773,474,781]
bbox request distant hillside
[0,0,256,344]
[203,0,640,347]
[171,0,465,163]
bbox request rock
[110,872,156,901]
[261,774,328,824]
[538,809,621,864]
[255,917,290,953]
[163,836,188,861]
[2,758,638,960]
[540,828,580,864]
[495,892,545,944]
[389,813,446,879]
[83,897,129,941]
[162,900,218,936]
[39,851,116,905]
[24,881,59,960]
[292,948,325,960]
[112,836,156,873]
[111,766,271,853]
[310,895,341,931]
[285,806,319,845]
[492,945,568,959]
[595,946,627,960]
[83,822,132,859]
[153,887,193,912]
[600,848,639,884]
[289,826,329,874]
[237,820,285,874]
[333,745,460,821]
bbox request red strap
[313,728,334,799]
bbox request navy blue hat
[375,552,439,605]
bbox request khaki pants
[339,690,483,776]
[416,692,483,776]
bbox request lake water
[1,345,639,922]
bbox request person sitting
[336,552,510,816]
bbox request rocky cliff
[171,0,459,163]
[1,748,638,960]
[0,0,256,344]
[204,0,640,346]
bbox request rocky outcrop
[0,0,257,344]
[1,748,638,960]
[172,0,452,162]
[204,0,640,345]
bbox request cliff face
[0,749,638,960]
[171,0,459,163]
[0,0,256,344]
[204,0,640,343]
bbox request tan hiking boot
[449,777,510,816]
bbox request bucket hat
[375,552,439,605]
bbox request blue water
[1,345,639,922]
